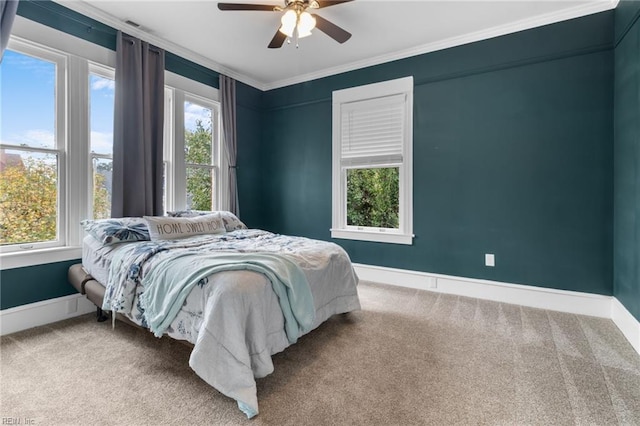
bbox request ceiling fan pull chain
[295,13,300,48]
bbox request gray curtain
[220,75,239,216]
[0,0,19,62]
[112,32,165,218]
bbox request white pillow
[166,210,247,231]
[144,213,226,241]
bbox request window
[331,76,414,245]
[163,73,223,214]
[184,97,218,211]
[89,65,115,219]
[1,19,220,269]
[0,44,66,251]
[0,19,117,269]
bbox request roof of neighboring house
[0,150,25,172]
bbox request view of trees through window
[185,101,215,211]
[0,152,58,245]
[92,159,112,220]
[0,49,59,246]
[0,50,116,246]
[1,36,221,252]
[347,167,399,229]
[90,72,115,219]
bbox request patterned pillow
[144,214,226,241]
[81,217,150,245]
[166,210,247,232]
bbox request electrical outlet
[485,253,495,267]
[66,298,78,314]
[428,277,437,289]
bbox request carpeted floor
[1,281,639,425]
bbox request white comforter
[82,229,361,417]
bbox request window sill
[331,229,414,245]
[0,246,82,270]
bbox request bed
[68,212,361,418]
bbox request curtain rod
[120,34,162,53]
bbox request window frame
[88,63,115,220]
[331,76,414,245]
[0,39,68,254]
[184,92,220,211]
[1,17,116,269]
[163,72,225,214]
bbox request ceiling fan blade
[218,3,277,11]
[312,14,352,43]
[315,0,354,8]
[268,30,287,48]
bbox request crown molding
[263,0,619,91]
[52,0,267,90]
[52,0,618,92]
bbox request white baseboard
[354,263,612,318]
[0,294,96,336]
[354,263,640,355]
[611,297,640,355]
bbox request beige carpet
[1,281,639,425]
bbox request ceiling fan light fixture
[279,9,297,37]
[297,11,316,38]
[218,0,353,48]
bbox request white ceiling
[57,0,617,90]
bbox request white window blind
[331,75,414,245]
[341,93,406,166]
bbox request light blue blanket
[139,251,316,343]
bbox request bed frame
[68,264,111,322]
[68,264,216,351]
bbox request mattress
[83,233,269,343]
[82,232,360,343]
[82,234,115,286]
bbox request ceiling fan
[217,0,353,48]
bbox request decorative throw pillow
[219,211,247,231]
[165,209,199,218]
[81,217,150,245]
[144,213,226,241]
[166,210,247,232]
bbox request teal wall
[236,82,266,229]
[0,261,79,310]
[256,12,615,295]
[0,0,262,310]
[614,0,640,321]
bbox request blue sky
[90,73,115,155]
[1,48,211,156]
[1,49,115,154]
[1,49,57,149]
